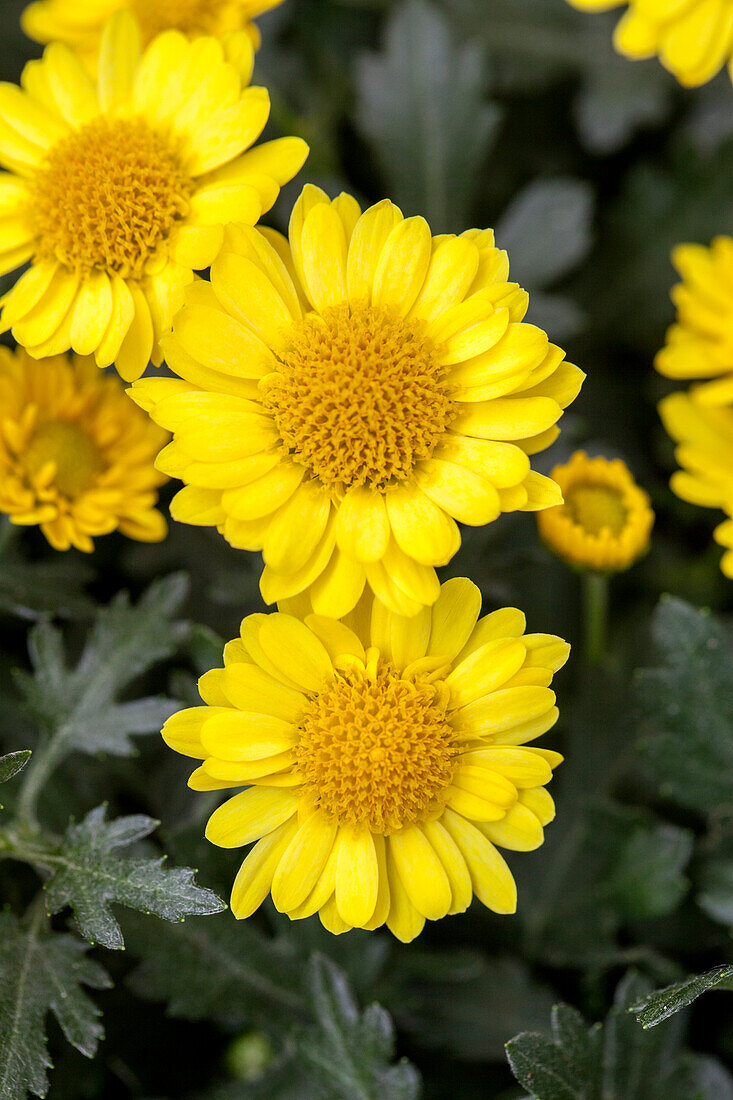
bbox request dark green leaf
[631,965,733,1029]
[0,750,31,785]
[295,955,420,1100]
[635,598,733,816]
[0,556,95,621]
[15,575,188,760]
[39,805,223,949]
[496,178,593,289]
[0,910,110,1100]
[507,972,707,1100]
[355,0,500,231]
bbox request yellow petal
[205,787,300,848]
[309,549,367,619]
[442,808,517,914]
[162,706,225,759]
[421,819,473,915]
[389,824,452,920]
[97,11,141,114]
[222,662,306,721]
[257,613,334,692]
[446,638,527,707]
[479,804,545,852]
[335,823,379,927]
[386,482,460,566]
[335,487,391,563]
[386,844,425,943]
[415,459,501,525]
[170,486,225,526]
[372,216,432,315]
[262,482,332,574]
[201,710,296,762]
[271,810,338,912]
[408,236,480,324]
[230,817,300,918]
[346,199,403,304]
[70,271,113,356]
[454,686,556,736]
[115,282,154,383]
[300,201,348,311]
[426,578,482,661]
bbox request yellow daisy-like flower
[131,186,584,618]
[656,238,733,407]
[659,392,733,577]
[0,346,168,552]
[537,451,654,572]
[162,578,567,942]
[0,12,308,382]
[21,0,282,74]
[566,0,733,86]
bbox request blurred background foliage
[2,0,733,1096]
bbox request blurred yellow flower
[538,451,654,572]
[0,347,168,552]
[566,0,733,86]
[656,238,733,407]
[162,578,568,941]
[22,0,282,72]
[0,12,307,382]
[131,185,584,618]
[659,392,733,578]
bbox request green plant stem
[14,734,67,832]
[582,570,610,666]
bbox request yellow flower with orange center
[656,238,733,407]
[21,0,281,73]
[0,347,168,552]
[566,0,733,86]
[131,185,584,618]
[659,392,733,578]
[162,579,568,941]
[0,11,307,382]
[537,451,654,572]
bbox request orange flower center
[32,117,194,278]
[263,305,454,490]
[296,659,458,833]
[130,0,242,38]
[24,420,104,498]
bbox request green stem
[582,570,610,666]
[14,733,68,831]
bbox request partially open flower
[21,0,282,73]
[161,578,568,942]
[131,186,584,617]
[656,238,733,407]
[0,12,307,381]
[537,451,654,572]
[659,392,733,578]
[0,347,168,551]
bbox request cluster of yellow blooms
[0,0,716,941]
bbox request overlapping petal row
[659,393,733,578]
[131,185,584,618]
[538,451,654,572]
[0,346,168,551]
[566,0,733,86]
[21,0,282,72]
[656,238,733,407]
[0,11,307,381]
[161,578,567,942]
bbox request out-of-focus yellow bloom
[0,12,307,382]
[22,0,282,73]
[0,347,168,551]
[538,451,654,572]
[659,392,733,578]
[162,578,568,941]
[656,238,733,407]
[131,185,584,618]
[566,0,733,87]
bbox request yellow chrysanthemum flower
[659,392,733,577]
[537,451,654,572]
[655,238,733,407]
[162,578,568,942]
[21,0,281,74]
[0,346,168,552]
[0,12,307,383]
[130,186,584,618]
[566,0,733,86]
